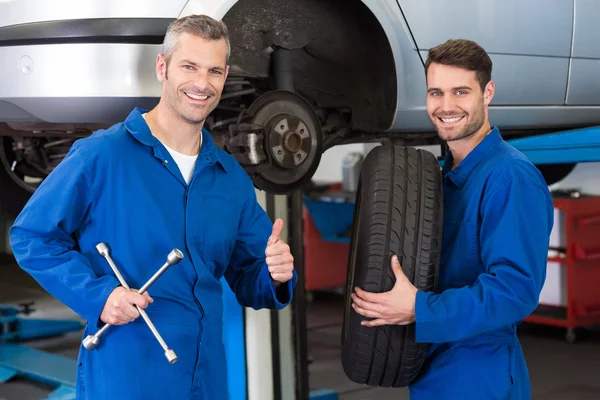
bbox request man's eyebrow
[427,86,472,93]
[180,60,226,71]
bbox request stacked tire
[341,145,443,388]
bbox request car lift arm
[508,125,600,165]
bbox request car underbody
[0,0,595,218]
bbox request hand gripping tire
[341,145,443,388]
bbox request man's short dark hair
[425,39,492,92]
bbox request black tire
[341,145,443,388]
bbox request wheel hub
[236,90,323,194]
[269,115,310,169]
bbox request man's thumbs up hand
[268,218,284,246]
[266,218,294,285]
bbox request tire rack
[524,195,600,343]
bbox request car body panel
[567,0,600,105]
[567,60,600,105]
[0,0,187,26]
[401,0,573,106]
[571,0,600,59]
[0,0,184,124]
[0,0,427,130]
[0,43,162,123]
[417,50,570,106]
[398,0,574,57]
[1,0,600,132]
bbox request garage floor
[307,293,600,400]
[1,254,600,400]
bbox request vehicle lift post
[273,46,337,400]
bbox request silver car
[0,0,597,218]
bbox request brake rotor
[244,90,323,194]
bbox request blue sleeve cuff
[415,289,437,343]
[260,264,297,310]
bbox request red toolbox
[525,195,600,342]
[302,188,354,292]
[303,205,349,292]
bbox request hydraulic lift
[0,303,83,400]
[507,125,600,165]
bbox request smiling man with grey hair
[10,13,297,400]
[155,14,232,127]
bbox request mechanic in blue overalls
[10,15,297,399]
[351,39,554,399]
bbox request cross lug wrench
[82,243,184,365]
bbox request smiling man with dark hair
[351,39,554,399]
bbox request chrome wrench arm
[83,248,183,349]
[96,243,179,363]
[82,243,183,364]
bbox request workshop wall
[549,162,600,195]
[312,144,365,183]
[312,143,442,185]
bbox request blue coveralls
[9,108,297,399]
[409,127,554,399]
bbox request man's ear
[484,80,495,106]
[156,54,168,83]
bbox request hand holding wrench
[82,245,183,350]
[82,243,184,364]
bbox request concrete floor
[1,254,600,400]
[307,293,600,400]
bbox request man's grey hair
[162,14,231,64]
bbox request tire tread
[341,145,443,388]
